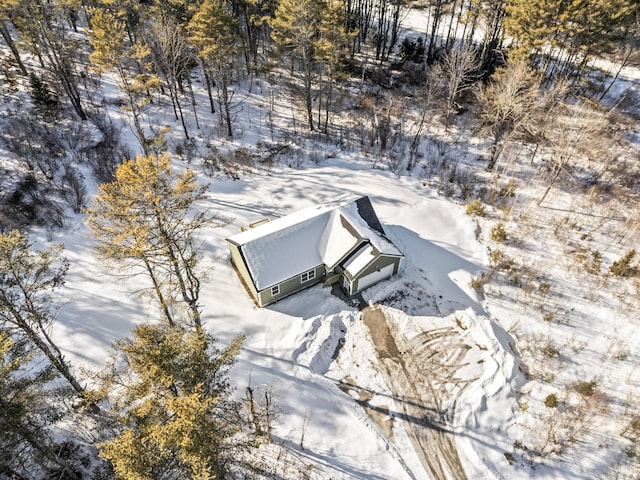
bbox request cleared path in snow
[362,305,475,480]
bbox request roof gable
[226,195,402,290]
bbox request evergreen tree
[188,0,242,138]
[271,0,320,131]
[0,330,83,479]
[2,0,88,119]
[504,0,562,62]
[505,0,638,81]
[0,230,85,396]
[271,0,353,132]
[85,154,210,329]
[314,0,356,132]
[89,8,161,155]
[29,72,60,120]
[96,323,247,480]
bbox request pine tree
[2,0,87,119]
[85,154,210,328]
[0,330,83,479]
[0,230,85,396]
[188,0,241,138]
[96,323,247,480]
[314,0,356,132]
[271,0,354,132]
[29,72,60,120]
[505,0,638,80]
[89,8,161,155]
[504,0,562,62]
[270,0,320,131]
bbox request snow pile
[454,308,522,479]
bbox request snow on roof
[226,195,402,290]
[343,244,377,277]
[319,211,361,271]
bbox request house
[226,195,404,307]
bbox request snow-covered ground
[52,163,506,479]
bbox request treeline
[0,1,636,204]
[0,0,636,232]
[0,0,635,143]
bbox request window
[301,269,316,283]
[271,285,280,296]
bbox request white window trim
[271,284,280,296]
[301,269,316,283]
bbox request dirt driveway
[358,305,476,480]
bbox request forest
[1,0,639,478]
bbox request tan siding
[229,244,259,305]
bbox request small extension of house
[226,195,404,307]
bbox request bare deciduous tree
[441,43,481,122]
[476,58,541,171]
[537,102,617,206]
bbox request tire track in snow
[362,305,477,480]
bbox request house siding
[352,255,401,293]
[229,243,259,304]
[258,264,326,306]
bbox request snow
[47,163,513,479]
[319,210,360,270]
[343,244,376,277]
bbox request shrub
[588,250,602,275]
[499,178,517,197]
[490,249,504,265]
[470,276,484,290]
[544,393,558,408]
[624,445,637,458]
[574,380,597,397]
[490,223,507,242]
[542,312,555,322]
[610,249,637,277]
[542,343,560,358]
[490,250,517,270]
[466,198,486,217]
[627,416,640,436]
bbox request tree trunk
[0,23,28,76]
[487,128,504,171]
[170,81,189,139]
[303,56,314,131]
[223,80,233,138]
[186,76,200,130]
[144,257,175,326]
[203,68,216,114]
[427,0,443,63]
[2,300,84,395]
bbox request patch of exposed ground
[359,305,477,480]
[337,376,394,440]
